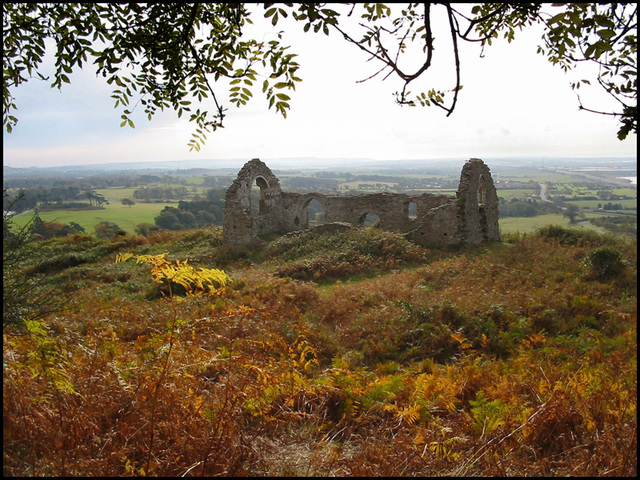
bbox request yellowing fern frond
[115,252,230,296]
[115,252,134,263]
[451,332,472,350]
[399,404,422,425]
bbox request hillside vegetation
[3,225,637,476]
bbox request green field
[94,186,209,201]
[563,199,637,209]
[499,214,577,234]
[496,169,582,183]
[498,213,635,236]
[94,187,140,201]
[8,185,213,235]
[496,188,539,201]
[551,185,636,197]
[10,201,176,234]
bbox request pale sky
[3,5,637,169]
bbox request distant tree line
[3,172,216,190]
[153,190,226,230]
[3,186,110,213]
[4,173,144,190]
[595,190,634,201]
[599,202,627,211]
[133,186,189,202]
[498,198,560,218]
[3,173,236,212]
[202,176,234,189]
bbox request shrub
[3,208,67,330]
[95,221,124,239]
[536,224,621,248]
[536,224,588,245]
[135,222,160,237]
[583,247,627,280]
[28,252,90,274]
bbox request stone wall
[222,158,500,248]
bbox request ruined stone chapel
[222,158,500,248]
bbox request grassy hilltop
[3,225,637,476]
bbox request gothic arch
[222,158,284,245]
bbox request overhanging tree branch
[3,3,636,145]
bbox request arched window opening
[477,175,487,207]
[250,177,269,217]
[361,212,381,227]
[407,201,418,220]
[306,198,326,226]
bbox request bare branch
[443,4,461,116]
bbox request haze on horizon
[3,5,636,170]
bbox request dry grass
[3,227,637,476]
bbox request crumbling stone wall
[222,158,285,246]
[223,158,499,248]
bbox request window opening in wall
[306,198,326,226]
[250,177,269,217]
[477,175,486,207]
[361,212,381,227]
[408,201,418,220]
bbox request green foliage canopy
[3,2,636,150]
[3,3,301,151]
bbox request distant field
[7,165,634,238]
[495,169,584,183]
[498,213,636,235]
[7,184,213,235]
[554,186,637,196]
[94,186,209,201]
[496,188,539,201]
[340,180,399,190]
[499,214,575,234]
[10,201,176,234]
[180,176,207,185]
[94,187,139,201]
[563,199,637,210]
[555,186,636,211]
